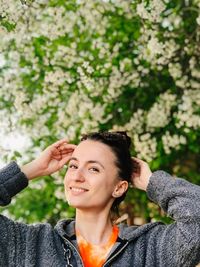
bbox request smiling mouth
[70,187,88,193]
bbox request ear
[112,180,129,198]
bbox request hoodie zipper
[62,235,84,267]
[62,234,129,267]
[102,240,129,267]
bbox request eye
[68,164,78,169]
[89,167,99,173]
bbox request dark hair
[81,131,134,214]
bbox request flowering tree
[0,0,200,224]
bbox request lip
[69,186,89,196]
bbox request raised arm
[0,139,76,266]
[131,158,200,267]
[0,139,76,206]
[21,139,76,180]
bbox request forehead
[72,140,116,163]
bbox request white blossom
[133,133,157,162]
[168,63,182,80]
[162,132,187,154]
[196,15,200,25]
[137,0,165,22]
[147,37,164,56]
[147,91,177,130]
[0,0,199,166]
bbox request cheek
[95,179,116,195]
[63,173,71,201]
[63,171,70,187]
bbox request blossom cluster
[0,0,199,159]
[0,0,200,222]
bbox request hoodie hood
[54,218,164,243]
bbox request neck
[75,208,114,245]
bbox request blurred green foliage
[0,0,200,225]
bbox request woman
[0,131,200,267]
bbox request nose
[67,167,86,183]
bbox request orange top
[76,225,119,267]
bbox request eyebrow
[69,157,105,169]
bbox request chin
[66,197,86,209]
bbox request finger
[53,155,62,160]
[52,144,76,156]
[60,153,74,158]
[58,144,77,151]
[51,138,69,148]
[132,157,143,163]
[52,149,75,159]
[59,154,73,167]
[131,157,140,168]
[57,149,76,157]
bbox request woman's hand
[131,157,152,191]
[21,139,76,180]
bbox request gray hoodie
[0,161,200,267]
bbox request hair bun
[115,131,131,149]
[81,131,132,150]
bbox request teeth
[71,187,86,192]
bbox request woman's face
[64,140,127,211]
